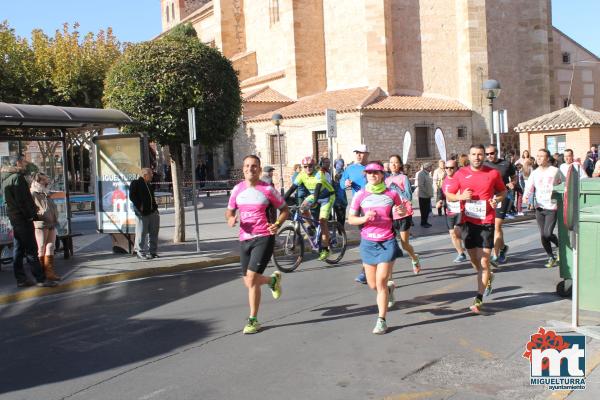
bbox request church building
[159,0,599,181]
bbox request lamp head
[271,113,283,126]
[482,79,501,100]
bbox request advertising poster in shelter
[94,135,144,233]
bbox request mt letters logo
[523,327,586,390]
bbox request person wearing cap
[261,165,275,186]
[348,161,406,334]
[341,144,369,194]
[1,155,57,288]
[416,162,433,228]
[284,155,335,261]
[341,144,370,283]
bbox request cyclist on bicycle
[284,156,335,261]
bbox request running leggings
[535,208,558,257]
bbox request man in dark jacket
[1,155,56,288]
[129,168,160,260]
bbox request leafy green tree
[0,21,38,103]
[104,24,242,242]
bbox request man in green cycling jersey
[285,156,335,260]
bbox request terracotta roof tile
[514,104,600,132]
[246,87,374,122]
[242,86,295,103]
[365,96,470,111]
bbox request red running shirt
[441,175,461,216]
[451,166,505,225]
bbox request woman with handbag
[30,172,60,281]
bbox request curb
[0,214,535,306]
[0,255,240,306]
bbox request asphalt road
[1,219,598,400]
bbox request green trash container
[579,178,600,207]
[554,178,600,296]
[554,184,573,282]
[577,205,600,312]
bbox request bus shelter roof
[0,102,137,129]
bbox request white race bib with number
[465,200,486,219]
[447,201,461,214]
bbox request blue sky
[2,0,599,56]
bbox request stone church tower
[158,1,596,176]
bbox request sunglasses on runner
[445,166,455,170]
[485,152,496,156]
[302,165,313,168]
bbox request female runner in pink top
[385,154,421,274]
[348,162,406,334]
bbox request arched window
[562,52,571,64]
[166,5,170,22]
[171,3,175,20]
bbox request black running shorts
[393,216,413,233]
[240,235,275,275]
[462,222,494,249]
[446,214,462,230]
[494,197,512,220]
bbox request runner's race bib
[447,201,461,214]
[465,200,486,219]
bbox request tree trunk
[170,144,186,243]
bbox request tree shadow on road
[0,265,241,395]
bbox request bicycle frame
[291,209,321,251]
[290,208,338,251]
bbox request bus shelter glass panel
[94,135,143,234]
[0,139,68,241]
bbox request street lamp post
[271,113,285,196]
[482,79,501,150]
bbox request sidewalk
[0,196,534,304]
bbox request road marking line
[458,338,495,359]
[384,389,455,400]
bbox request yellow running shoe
[469,297,483,314]
[270,271,282,299]
[243,318,261,334]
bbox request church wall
[486,0,553,130]
[243,0,298,97]
[414,0,459,99]
[552,29,600,111]
[323,0,368,90]
[361,111,473,168]
[292,0,327,97]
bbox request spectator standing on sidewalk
[334,154,345,176]
[416,162,433,228]
[1,155,56,288]
[30,172,61,281]
[130,168,160,260]
[432,160,447,216]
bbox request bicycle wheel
[272,226,304,273]
[325,221,347,264]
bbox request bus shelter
[0,102,136,260]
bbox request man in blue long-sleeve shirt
[341,144,370,284]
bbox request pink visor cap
[364,163,385,172]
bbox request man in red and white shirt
[446,145,506,313]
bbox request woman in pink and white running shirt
[226,155,290,334]
[349,162,406,334]
[385,154,421,274]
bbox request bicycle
[272,205,347,272]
